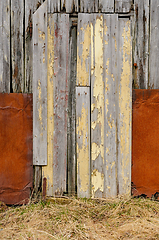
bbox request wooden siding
[0,0,10,93]
[48,0,130,13]
[33,1,47,165]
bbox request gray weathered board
[149,0,159,89]
[52,13,69,195]
[11,0,24,92]
[76,87,90,198]
[133,0,149,89]
[0,0,10,93]
[25,0,44,93]
[117,18,132,196]
[115,0,132,13]
[77,14,132,198]
[47,0,131,13]
[33,1,47,165]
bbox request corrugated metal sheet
[132,90,159,198]
[0,93,33,205]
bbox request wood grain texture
[77,14,91,86]
[67,20,77,195]
[115,0,132,13]
[47,0,60,13]
[25,0,44,93]
[149,0,159,89]
[76,87,90,198]
[33,1,47,165]
[117,18,132,196]
[133,0,149,89]
[53,13,69,195]
[103,14,118,198]
[0,0,10,93]
[91,14,105,198]
[99,0,114,13]
[42,13,54,196]
[11,0,24,92]
[80,0,98,13]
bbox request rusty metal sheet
[132,90,159,198]
[0,93,33,205]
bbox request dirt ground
[0,197,159,239]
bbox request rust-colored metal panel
[0,93,33,205]
[132,90,159,197]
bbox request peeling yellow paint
[92,169,104,198]
[119,20,132,195]
[77,104,89,194]
[43,17,54,196]
[38,80,43,126]
[38,29,45,41]
[77,22,91,86]
[91,16,104,165]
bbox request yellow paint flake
[77,105,89,193]
[38,29,45,41]
[92,169,104,198]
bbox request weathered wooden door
[76,14,132,198]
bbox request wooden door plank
[42,13,54,196]
[91,14,105,198]
[33,2,47,166]
[25,0,44,93]
[76,87,90,198]
[77,14,91,86]
[0,0,10,93]
[99,0,114,13]
[133,0,149,89]
[117,18,132,196]
[115,0,132,13]
[11,0,24,92]
[149,0,159,89]
[103,14,118,198]
[53,13,69,195]
[67,20,77,195]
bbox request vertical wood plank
[67,20,77,195]
[77,14,91,86]
[117,18,132,196]
[53,13,69,195]
[11,0,24,92]
[133,0,149,89]
[99,0,114,13]
[91,14,105,198]
[103,14,118,198]
[42,13,54,196]
[49,0,60,13]
[25,0,44,93]
[80,0,98,13]
[76,87,90,198]
[149,0,159,89]
[33,2,47,165]
[0,0,10,93]
[115,0,132,13]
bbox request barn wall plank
[76,87,90,198]
[77,13,91,86]
[103,14,118,198]
[33,2,47,166]
[115,0,132,13]
[25,0,44,93]
[91,14,105,198]
[52,13,69,195]
[80,0,98,13]
[149,1,159,89]
[42,13,54,196]
[117,18,132,196]
[48,0,60,13]
[67,19,77,195]
[11,0,24,92]
[133,0,149,89]
[99,0,114,13]
[0,0,10,93]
